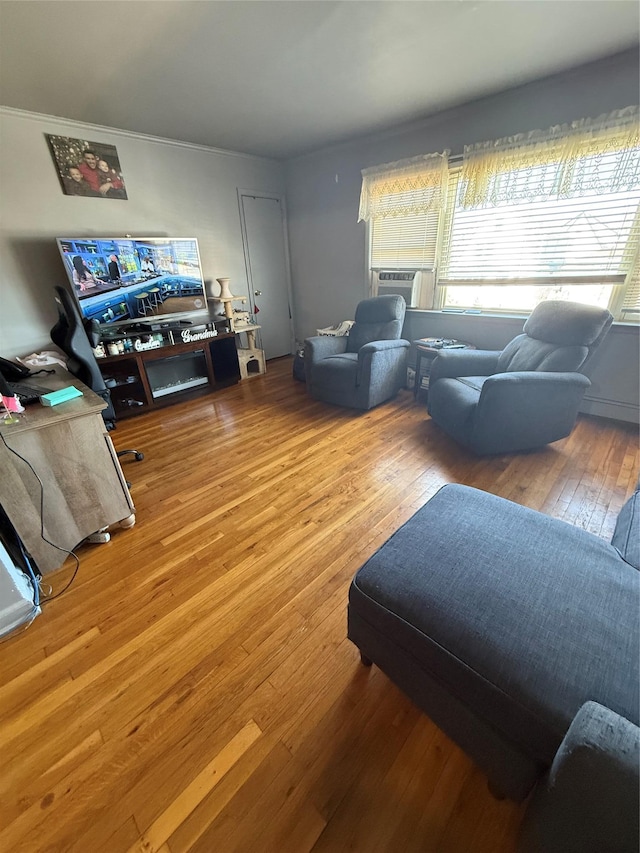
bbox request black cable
[41,554,80,602]
[0,430,80,603]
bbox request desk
[413,339,475,400]
[0,369,135,574]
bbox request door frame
[237,188,296,357]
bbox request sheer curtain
[358,151,449,221]
[459,106,640,209]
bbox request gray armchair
[305,295,410,410]
[427,301,613,455]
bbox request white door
[239,192,293,360]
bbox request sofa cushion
[425,377,479,447]
[518,702,640,853]
[349,484,640,766]
[312,353,358,392]
[612,490,640,571]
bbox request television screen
[55,237,209,329]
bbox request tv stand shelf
[98,332,240,418]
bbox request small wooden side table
[413,339,475,400]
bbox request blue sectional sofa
[347,483,639,850]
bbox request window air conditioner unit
[371,270,423,307]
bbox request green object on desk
[40,386,83,407]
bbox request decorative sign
[180,328,218,343]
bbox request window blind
[440,169,640,286]
[370,207,441,271]
[621,253,640,314]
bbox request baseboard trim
[580,394,639,424]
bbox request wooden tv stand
[97,328,240,419]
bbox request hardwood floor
[1,357,638,853]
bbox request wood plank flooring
[1,357,638,853]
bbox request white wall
[0,109,285,358]
[284,49,640,422]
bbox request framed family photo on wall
[47,135,128,199]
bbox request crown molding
[0,105,277,165]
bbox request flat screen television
[55,237,210,330]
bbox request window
[360,152,448,291]
[364,109,640,320]
[369,208,441,271]
[439,163,640,316]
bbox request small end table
[413,338,475,400]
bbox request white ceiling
[0,1,638,160]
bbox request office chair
[50,285,143,464]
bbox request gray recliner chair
[304,295,410,410]
[427,301,613,455]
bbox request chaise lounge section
[347,483,639,847]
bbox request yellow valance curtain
[460,106,640,209]
[358,151,449,222]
